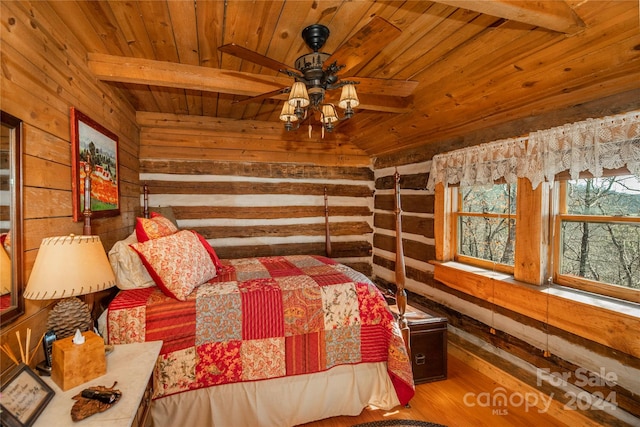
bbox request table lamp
[23,234,116,373]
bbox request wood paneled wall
[138,112,374,274]
[372,97,640,424]
[0,1,140,375]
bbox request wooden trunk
[406,308,448,384]
[390,304,448,384]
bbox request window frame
[551,175,640,303]
[453,183,516,275]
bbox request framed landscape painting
[70,107,120,221]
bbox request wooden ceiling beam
[88,53,413,113]
[434,0,585,34]
[88,53,288,96]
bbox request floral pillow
[130,230,217,300]
[193,232,224,273]
[135,212,178,243]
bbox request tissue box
[51,331,106,391]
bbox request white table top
[33,341,162,427]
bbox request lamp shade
[321,104,338,124]
[338,84,359,109]
[288,82,310,107]
[279,102,298,122]
[23,235,116,300]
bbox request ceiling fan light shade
[288,82,310,108]
[321,104,338,124]
[338,84,359,109]
[279,102,298,123]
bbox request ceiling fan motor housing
[302,24,330,51]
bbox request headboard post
[143,183,149,219]
[394,171,410,351]
[81,161,95,314]
[324,186,332,258]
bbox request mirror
[1,111,23,324]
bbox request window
[430,111,640,304]
[554,174,640,302]
[438,173,640,304]
[456,183,516,273]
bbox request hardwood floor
[297,352,593,427]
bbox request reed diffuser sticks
[0,328,44,366]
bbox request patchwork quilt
[106,255,415,405]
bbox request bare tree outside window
[458,183,517,269]
[560,175,640,290]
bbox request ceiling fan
[218,17,418,136]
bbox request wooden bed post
[324,186,332,258]
[143,183,149,219]
[394,171,410,352]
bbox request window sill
[431,260,640,358]
[433,260,639,319]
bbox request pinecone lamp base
[46,297,93,340]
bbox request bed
[95,177,414,427]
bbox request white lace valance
[426,110,640,191]
[527,112,640,189]
[426,137,528,190]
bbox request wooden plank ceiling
[47,0,640,157]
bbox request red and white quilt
[107,255,415,405]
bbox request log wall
[0,1,139,375]
[137,112,374,274]
[372,93,640,425]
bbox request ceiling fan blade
[348,76,418,97]
[219,43,298,75]
[324,16,402,77]
[232,87,290,105]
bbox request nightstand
[33,341,162,427]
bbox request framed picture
[70,107,120,221]
[0,363,54,427]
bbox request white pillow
[108,232,155,290]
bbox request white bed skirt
[149,362,400,427]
